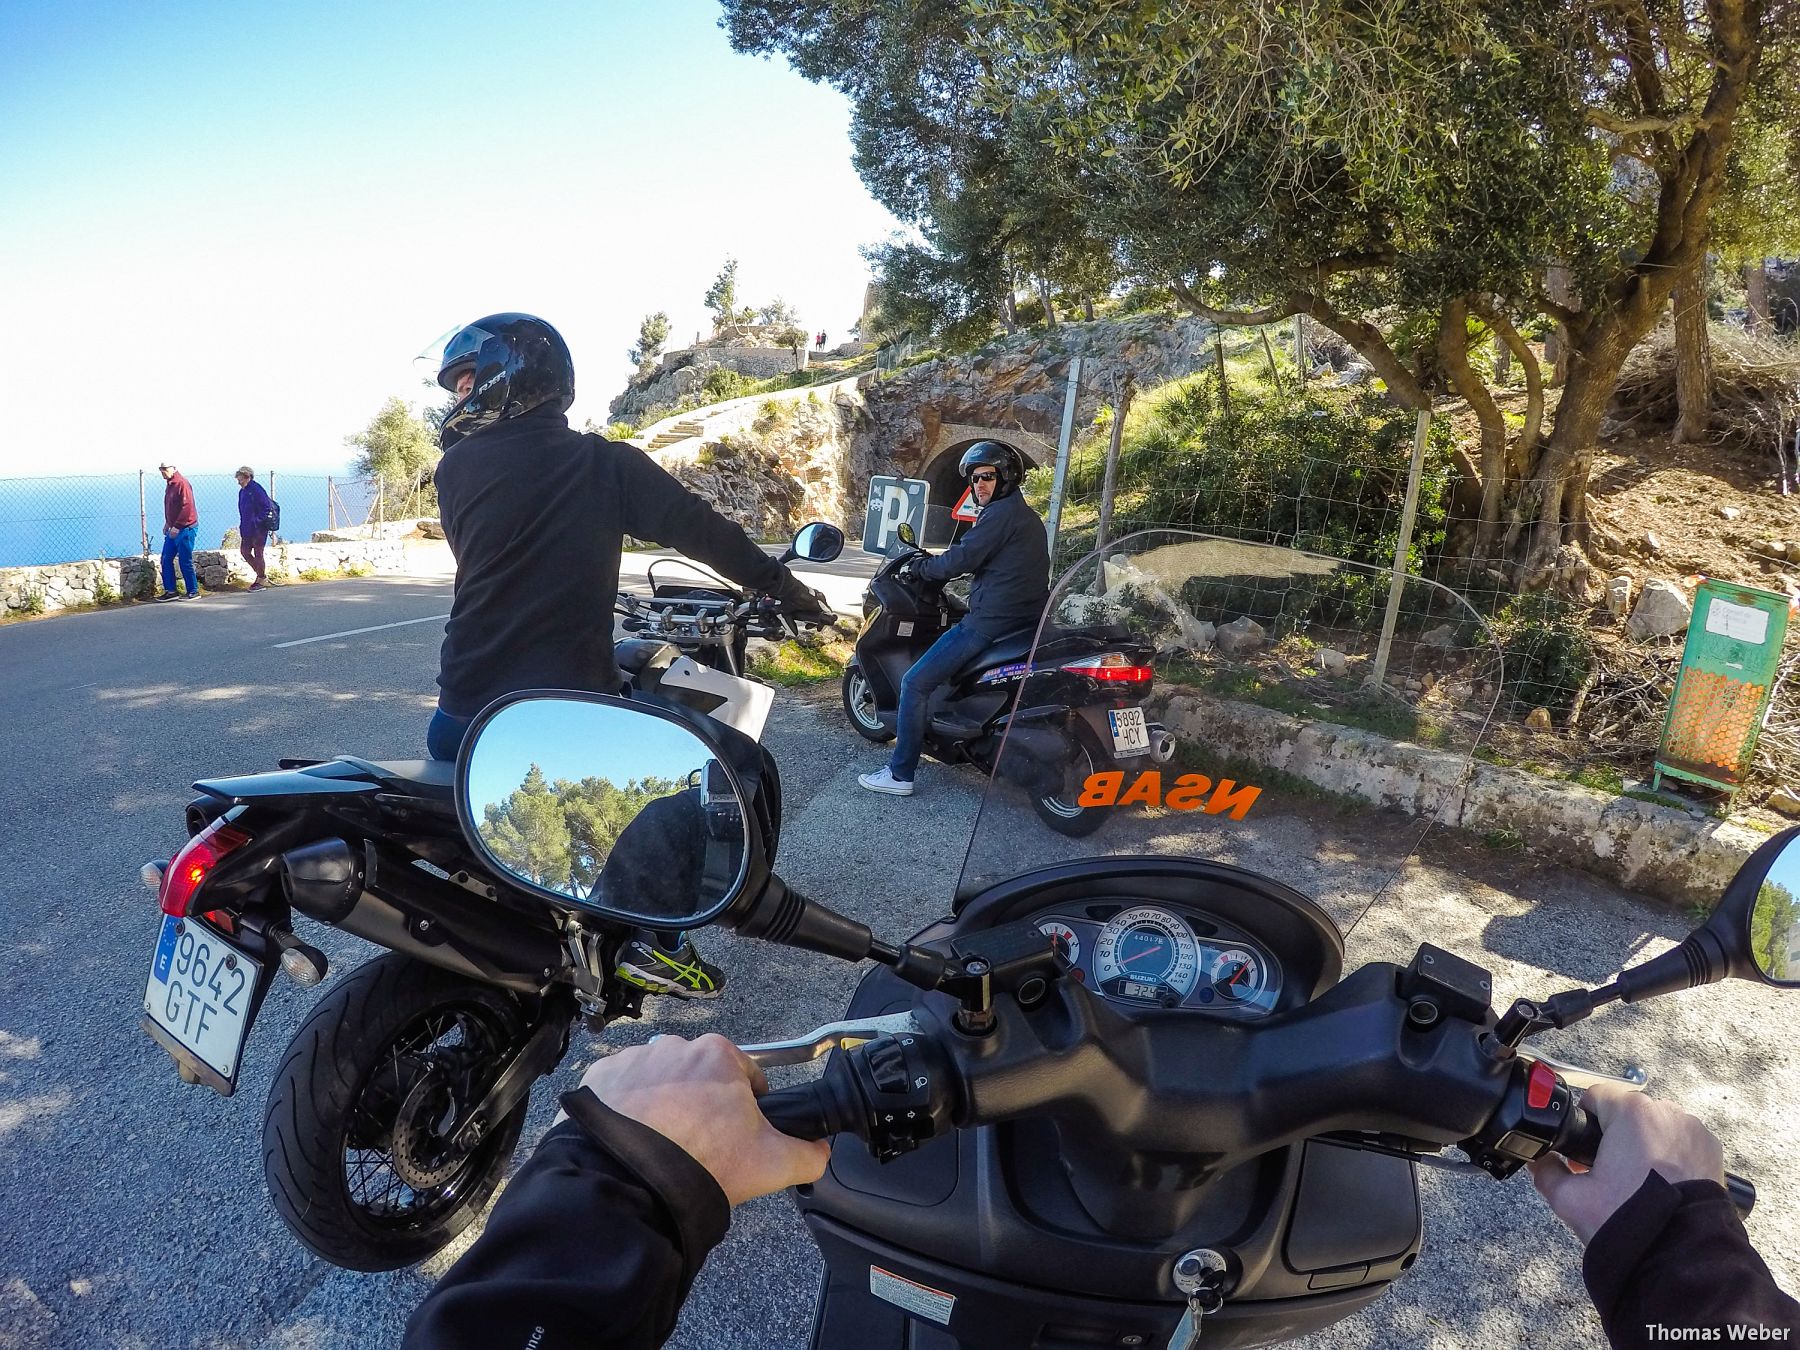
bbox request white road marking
[273,614,451,649]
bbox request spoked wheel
[841,665,893,743]
[1032,737,1108,838]
[263,953,532,1271]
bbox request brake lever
[738,1012,923,1068]
[1526,1048,1649,1092]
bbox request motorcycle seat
[341,757,457,799]
[955,624,1040,678]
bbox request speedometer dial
[1094,907,1200,1004]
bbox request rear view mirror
[792,521,844,563]
[897,523,917,546]
[456,694,752,928]
[1748,830,1800,986]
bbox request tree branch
[1470,297,1545,467]
[1585,106,1705,137]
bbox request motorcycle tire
[1032,736,1108,838]
[841,665,894,743]
[263,952,531,1272]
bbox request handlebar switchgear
[760,1033,957,1160]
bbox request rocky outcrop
[611,328,813,426]
[854,316,1220,481]
[657,395,861,538]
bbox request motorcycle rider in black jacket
[402,1041,1799,1350]
[425,313,833,996]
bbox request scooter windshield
[954,532,1504,938]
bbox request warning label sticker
[1706,597,1770,645]
[869,1265,956,1326]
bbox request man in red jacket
[156,462,201,600]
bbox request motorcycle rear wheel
[263,953,531,1271]
[841,665,894,743]
[1033,737,1107,837]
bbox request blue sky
[0,0,900,477]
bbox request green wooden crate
[1653,579,1792,802]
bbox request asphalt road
[0,571,1795,1349]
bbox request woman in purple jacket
[234,466,275,590]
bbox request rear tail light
[159,819,252,917]
[1061,653,1154,683]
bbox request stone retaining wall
[1,539,412,613]
[1155,690,1764,910]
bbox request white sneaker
[858,767,914,796]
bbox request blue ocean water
[0,472,378,568]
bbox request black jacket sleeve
[1583,1170,1800,1348]
[915,506,1006,584]
[403,1089,731,1350]
[612,443,813,607]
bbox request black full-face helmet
[958,440,1025,498]
[435,313,575,449]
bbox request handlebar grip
[759,1083,836,1141]
[1558,1102,1756,1217]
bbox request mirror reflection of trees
[477,763,684,896]
[1751,874,1799,983]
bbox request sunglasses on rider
[969,471,998,484]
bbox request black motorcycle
[448,530,1790,1349]
[135,524,837,1272]
[619,520,846,681]
[841,528,1175,835]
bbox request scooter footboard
[804,1214,1394,1350]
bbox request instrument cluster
[1034,903,1282,1017]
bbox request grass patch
[343,561,374,578]
[1482,827,1525,851]
[749,639,849,687]
[298,567,335,582]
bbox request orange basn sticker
[1078,771,1261,820]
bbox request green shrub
[701,367,756,402]
[1064,377,1455,576]
[605,421,637,440]
[93,572,118,605]
[1491,592,1594,717]
[21,589,45,615]
[344,560,374,577]
[298,567,333,582]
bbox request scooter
[451,530,1791,1349]
[841,528,1175,835]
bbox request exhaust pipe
[1148,724,1176,764]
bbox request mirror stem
[1615,931,1732,1005]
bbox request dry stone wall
[1,540,411,613]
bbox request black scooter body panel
[797,862,1420,1349]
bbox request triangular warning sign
[951,487,981,522]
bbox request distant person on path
[815,330,826,349]
[235,466,275,591]
[157,462,200,601]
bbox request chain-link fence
[1027,325,1797,808]
[0,471,382,569]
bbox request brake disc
[388,1066,471,1190]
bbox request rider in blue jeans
[859,441,1049,797]
[156,462,201,600]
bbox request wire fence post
[1294,314,1307,385]
[1368,408,1434,691]
[1044,356,1085,560]
[1094,378,1134,555]
[138,470,149,555]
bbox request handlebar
[750,975,1759,1215]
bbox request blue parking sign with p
[862,475,932,556]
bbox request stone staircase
[644,419,705,451]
